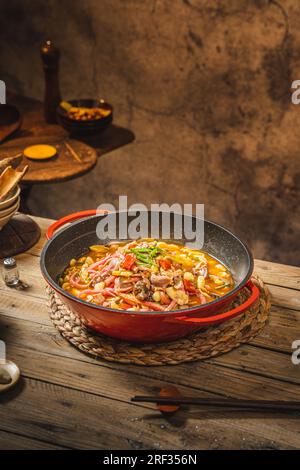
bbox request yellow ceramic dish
[24,144,57,160]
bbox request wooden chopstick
[131,396,300,412]
[64,140,82,163]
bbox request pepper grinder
[40,39,62,123]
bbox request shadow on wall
[78,124,135,156]
[0,0,299,266]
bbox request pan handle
[170,280,260,325]
[46,209,108,239]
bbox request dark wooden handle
[131,396,300,412]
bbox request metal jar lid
[3,258,17,270]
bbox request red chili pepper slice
[104,275,115,287]
[122,253,136,270]
[160,291,171,305]
[183,279,197,293]
[142,301,165,311]
[119,301,132,310]
[159,258,172,270]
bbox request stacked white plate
[0,185,20,230]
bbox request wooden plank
[2,314,300,402]
[251,304,300,353]
[0,375,267,450]
[267,285,300,311]
[254,260,300,291]
[4,337,300,420]
[1,285,299,356]
[0,289,52,326]
[7,343,220,402]
[0,430,66,450]
[209,344,300,385]
[0,377,153,450]
[0,372,299,449]
[1,256,48,302]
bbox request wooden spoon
[0,165,28,201]
[0,104,22,143]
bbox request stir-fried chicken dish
[60,239,234,311]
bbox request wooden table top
[0,216,299,450]
[0,93,134,185]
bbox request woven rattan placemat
[47,275,270,366]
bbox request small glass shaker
[2,258,20,287]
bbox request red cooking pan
[41,210,259,343]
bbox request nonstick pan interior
[41,211,253,292]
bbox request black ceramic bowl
[57,99,113,136]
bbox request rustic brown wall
[0,0,299,265]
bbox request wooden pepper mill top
[40,40,62,124]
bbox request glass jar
[2,258,19,287]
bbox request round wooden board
[0,213,41,258]
[0,136,97,184]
